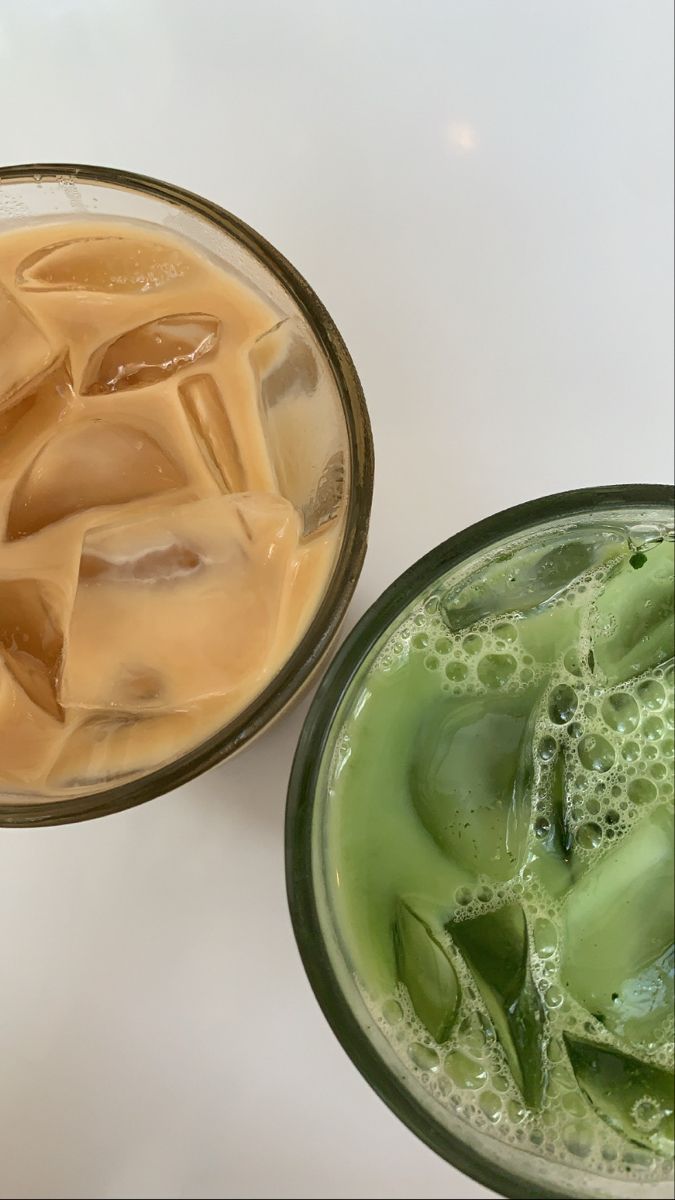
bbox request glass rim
[0,162,374,827]
[285,482,675,1200]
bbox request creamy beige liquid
[0,220,344,796]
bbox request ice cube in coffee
[0,222,346,796]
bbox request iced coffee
[0,221,346,795]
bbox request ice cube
[593,540,675,684]
[80,540,202,584]
[48,699,226,790]
[393,900,461,1042]
[410,688,540,880]
[0,392,34,440]
[562,808,674,1048]
[49,713,142,788]
[0,658,65,784]
[250,320,347,536]
[0,359,73,445]
[517,603,580,664]
[450,904,548,1107]
[0,578,65,719]
[441,528,626,634]
[6,421,184,541]
[15,236,195,294]
[80,313,220,395]
[47,711,155,789]
[564,1034,674,1157]
[60,493,301,712]
[303,451,346,538]
[179,373,247,493]
[0,281,56,408]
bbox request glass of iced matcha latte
[287,485,674,1200]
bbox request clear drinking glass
[0,163,373,826]
[286,484,674,1200]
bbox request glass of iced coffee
[0,164,373,825]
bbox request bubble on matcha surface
[602,691,640,734]
[548,684,579,725]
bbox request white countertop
[0,2,672,1198]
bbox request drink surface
[327,514,674,1192]
[0,220,343,797]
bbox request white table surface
[0,2,673,1198]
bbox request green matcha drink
[305,500,674,1198]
